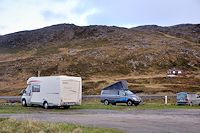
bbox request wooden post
[38,70,41,77]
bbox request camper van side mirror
[19,90,26,95]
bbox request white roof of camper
[27,75,81,84]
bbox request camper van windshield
[25,85,31,93]
[125,90,133,95]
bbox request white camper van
[21,76,82,109]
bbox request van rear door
[177,92,187,105]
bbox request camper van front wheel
[22,99,27,107]
[43,102,48,109]
[104,100,109,105]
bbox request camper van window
[32,85,40,92]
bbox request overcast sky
[0,0,200,35]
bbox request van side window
[112,90,119,95]
[119,90,125,96]
[32,85,40,92]
[102,90,109,94]
[102,90,118,95]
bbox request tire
[111,103,116,106]
[134,103,139,106]
[127,100,133,106]
[22,99,27,107]
[64,105,70,109]
[189,102,193,106]
[104,100,109,105]
[43,102,48,109]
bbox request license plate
[64,102,75,105]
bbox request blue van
[100,80,142,106]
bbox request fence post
[165,96,168,105]
[38,70,41,77]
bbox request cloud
[120,24,138,28]
[0,0,199,35]
[41,0,100,26]
[87,0,200,27]
[0,0,100,34]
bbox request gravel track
[0,109,200,133]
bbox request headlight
[138,97,141,101]
[132,97,139,101]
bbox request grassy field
[0,101,199,133]
[0,118,122,133]
[0,99,200,114]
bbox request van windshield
[125,90,133,95]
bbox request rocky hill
[134,24,200,43]
[0,23,200,96]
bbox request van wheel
[22,99,27,107]
[189,102,193,106]
[104,100,109,105]
[127,100,133,106]
[43,102,48,109]
[111,103,116,106]
[134,103,139,106]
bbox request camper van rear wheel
[104,100,109,105]
[22,99,27,107]
[43,102,48,109]
[64,105,70,109]
[127,100,133,106]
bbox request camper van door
[25,85,32,104]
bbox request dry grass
[0,99,7,104]
[0,118,122,133]
[0,72,200,96]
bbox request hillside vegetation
[0,23,200,95]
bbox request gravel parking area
[0,109,200,133]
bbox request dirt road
[0,109,200,133]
